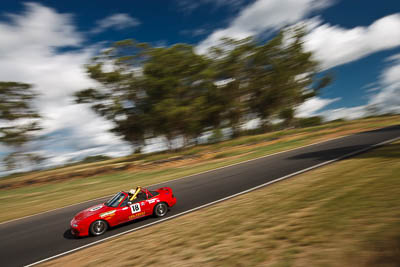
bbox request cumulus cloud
[197,0,400,71]
[91,13,140,34]
[296,97,368,121]
[368,54,400,114]
[304,13,400,69]
[319,105,367,121]
[296,97,340,118]
[297,53,400,121]
[0,3,81,54]
[0,3,131,173]
[196,0,334,53]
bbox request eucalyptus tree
[75,40,151,151]
[0,82,43,170]
[208,37,257,136]
[208,28,332,131]
[76,28,331,151]
[76,41,218,150]
[248,28,332,128]
[143,43,219,147]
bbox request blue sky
[0,0,399,172]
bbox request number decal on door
[130,203,141,214]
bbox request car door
[118,193,151,223]
[115,196,133,224]
[130,191,152,218]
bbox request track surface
[1,125,399,267]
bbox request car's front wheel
[154,203,168,217]
[89,220,108,236]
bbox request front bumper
[70,219,89,237]
[70,226,89,237]
[70,227,80,236]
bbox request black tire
[154,202,168,217]
[89,220,108,236]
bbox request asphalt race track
[1,125,399,266]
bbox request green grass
[1,115,399,223]
[42,141,400,267]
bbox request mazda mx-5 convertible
[70,186,177,237]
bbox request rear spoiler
[159,187,172,194]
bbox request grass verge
[41,141,400,267]
[0,115,399,223]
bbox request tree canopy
[75,29,331,151]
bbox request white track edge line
[24,136,400,267]
[1,132,355,225]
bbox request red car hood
[73,203,112,222]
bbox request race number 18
[130,203,141,214]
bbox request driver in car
[128,187,147,203]
[128,189,136,201]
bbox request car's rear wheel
[154,203,168,217]
[89,220,108,236]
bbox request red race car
[70,186,177,237]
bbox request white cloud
[296,97,340,118]
[0,3,131,174]
[304,13,400,69]
[297,52,400,121]
[362,82,380,93]
[0,3,81,54]
[368,54,400,114]
[295,94,371,121]
[385,53,400,62]
[320,106,367,121]
[297,53,400,121]
[197,0,400,72]
[197,0,334,53]
[91,13,140,34]
[380,54,400,86]
[297,97,367,121]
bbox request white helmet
[129,189,135,195]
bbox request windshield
[105,192,126,207]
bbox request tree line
[75,28,331,151]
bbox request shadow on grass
[366,233,400,266]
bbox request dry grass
[42,141,400,267]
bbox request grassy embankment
[0,115,399,223]
[42,141,400,267]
